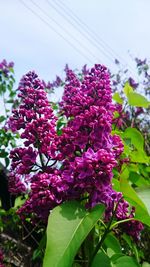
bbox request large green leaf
[135,187,150,215]
[43,201,105,267]
[113,256,140,267]
[123,127,144,151]
[91,251,111,267]
[120,175,150,226]
[127,92,150,108]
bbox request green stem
[2,92,8,117]
[89,197,123,266]
[89,227,109,266]
[110,217,139,230]
[39,152,45,169]
[81,241,87,267]
[133,243,140,263]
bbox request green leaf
[127,92,150,108]
[113,111,120,119]
[135,187,150,215]
[119,174,150,226]
[104,233,122,254]
[0,115,6,123]
[134,205,150,227]
[14,196,26,208]
[5,157,10,168]
[122,233,132,249]
[91,251,111,267]
[120,177,147,211]
[129,172,149,187]
[0,149,8,158]
[123,82,133,96]
[107,248,115,257]
[123,127,144,151]
[130,151,150,164]
[9,67,14,73]
[142,262,150,267]
[112,178,120,192]
[113,92,123,104]
[113,256,140,267]
[43,201,105,267]
[72,264,81,267]
[111,253,124,263]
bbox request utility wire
[52,0,128,64]
[19,0,94,64]
[46,0,115,65]
[51,0,135,75]
[30,0,101,63]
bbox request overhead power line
[30,0,104,63]
[19,0,95,64]
[51,0,135,75]
[46,0,116,65]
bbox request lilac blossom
[8,71,57,157]
[128,77,139,89]
[0,59,14,77]
[42,75,62,91]
[8,71,61,219]
[59,64,143,239]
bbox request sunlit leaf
[135,187,150,215]
[43,201,105,267]
[123,127,144,151]
[130,151,150,164]
[113,92,123,104]
[120,176,150,226]
[123,82,133,96]
[128,92,150,108]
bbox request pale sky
[1,0,150,83]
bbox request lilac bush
[8,65,143,239]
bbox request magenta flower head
[8,71,60,219]
[59,64,143,240]
[8,71,57,157]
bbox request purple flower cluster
[128,77,139,89]
[8,65,143,239]
[8,71,57,156]
[59,64,143,238]
[9,147,37,194]
[0,59,14,77]
[113,104,130,129]
[18,171,68,222]
[8,71,62,218]
[117,205,143,241]
[42,75,62,91]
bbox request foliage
[0,59,18,168]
